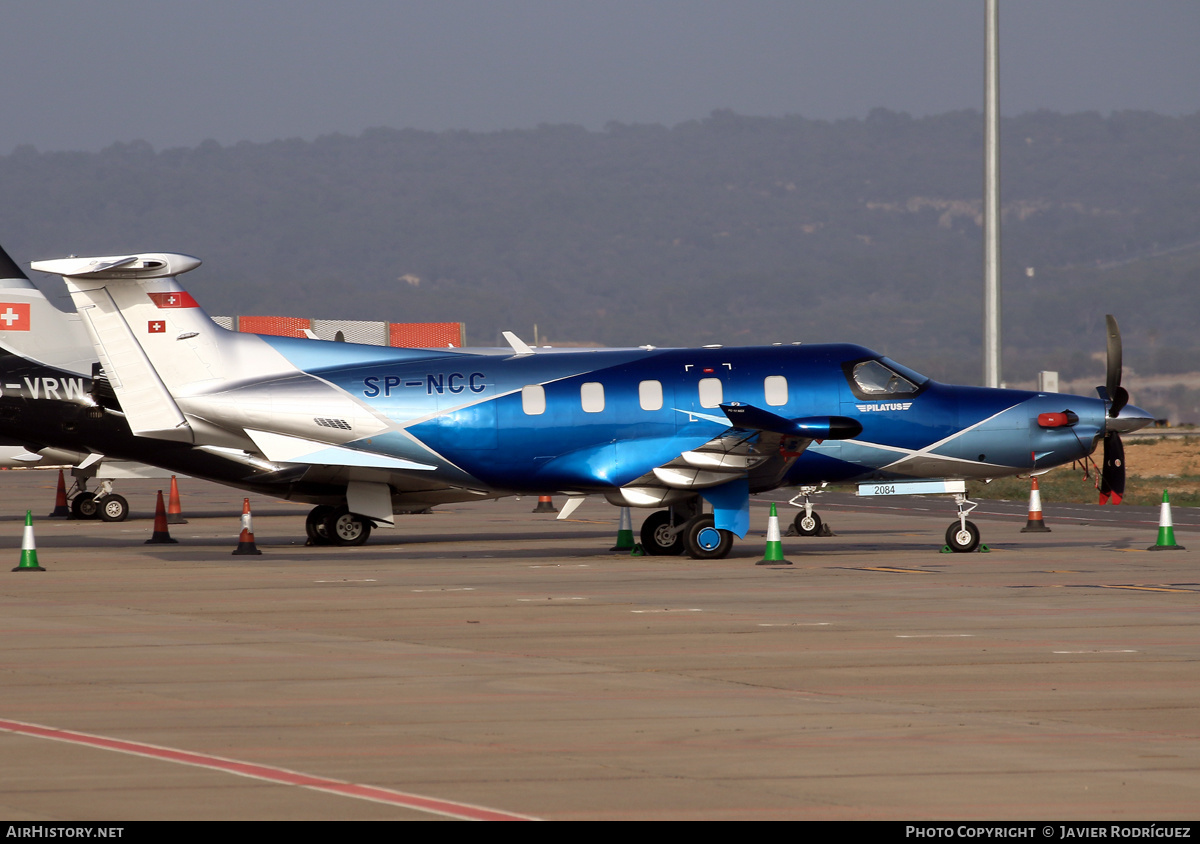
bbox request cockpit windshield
[844,357,927,399]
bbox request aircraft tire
[682,515,734,559]
[305,505,335,545]
[98,494,129,522]
[945,520,981,553]
[71,493,99,520]
[323,507,372,546]
[794,511,822,537]
[640,510,685,556]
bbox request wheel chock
[941,543,990,554]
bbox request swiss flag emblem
[148,320,166,333]
[0,303,31,331]
[148,291,199,309]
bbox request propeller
[1105,314,1129,419]
[1097,314,1128,505]
[1098,430,1125,506]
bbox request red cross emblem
[0,303,31,331]
[148,291,199,308]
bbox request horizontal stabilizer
[720,404,862,440]
[31,253,201,280]
[245,429,437,471]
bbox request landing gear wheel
[945,520,981,553]
[640,510,685,556]
[306,505,335,545]
[683,515,734,560]
[71,493,99,520]
[323,507,372,546]
[794,511,822,537]
[98,494,129,522]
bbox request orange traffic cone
[1020,476,1051,533]
[167,475,187,524]
[232,498,262,555]
[48,470,70,518]
[145,490,179,544]
[533,495,557,513]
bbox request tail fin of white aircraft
[32,252,297,443]
[0,243,95,375]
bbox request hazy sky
[4,1,1198,153]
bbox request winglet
[502,331,535,356]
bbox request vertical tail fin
[33,254,201,442]
[0,243,94,374]
[33,252,296,442]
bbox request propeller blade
[1098,433,1125,505]
[1105,315,1125,418]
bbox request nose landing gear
[943,493,986,553]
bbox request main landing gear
[639,500,736,560]
[68,480,129,522]
[305,505,373,547]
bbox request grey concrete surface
[0,472,1196,820]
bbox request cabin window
[639,380,663,411]
[581,381,605,413]
[764,375,788,407]
[698,377,723,408]
[522,384,546,415]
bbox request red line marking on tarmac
[0,717,535,821]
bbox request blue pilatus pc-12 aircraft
[30,251,1152,557]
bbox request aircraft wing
[612,404,862,537]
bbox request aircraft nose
[1106,403,1155,435]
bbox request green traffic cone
[13,511,45,572]
[757,502,792,566]
[1148,490,1186,551]
[611,507,635,551]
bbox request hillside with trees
[3,109,1200,415]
